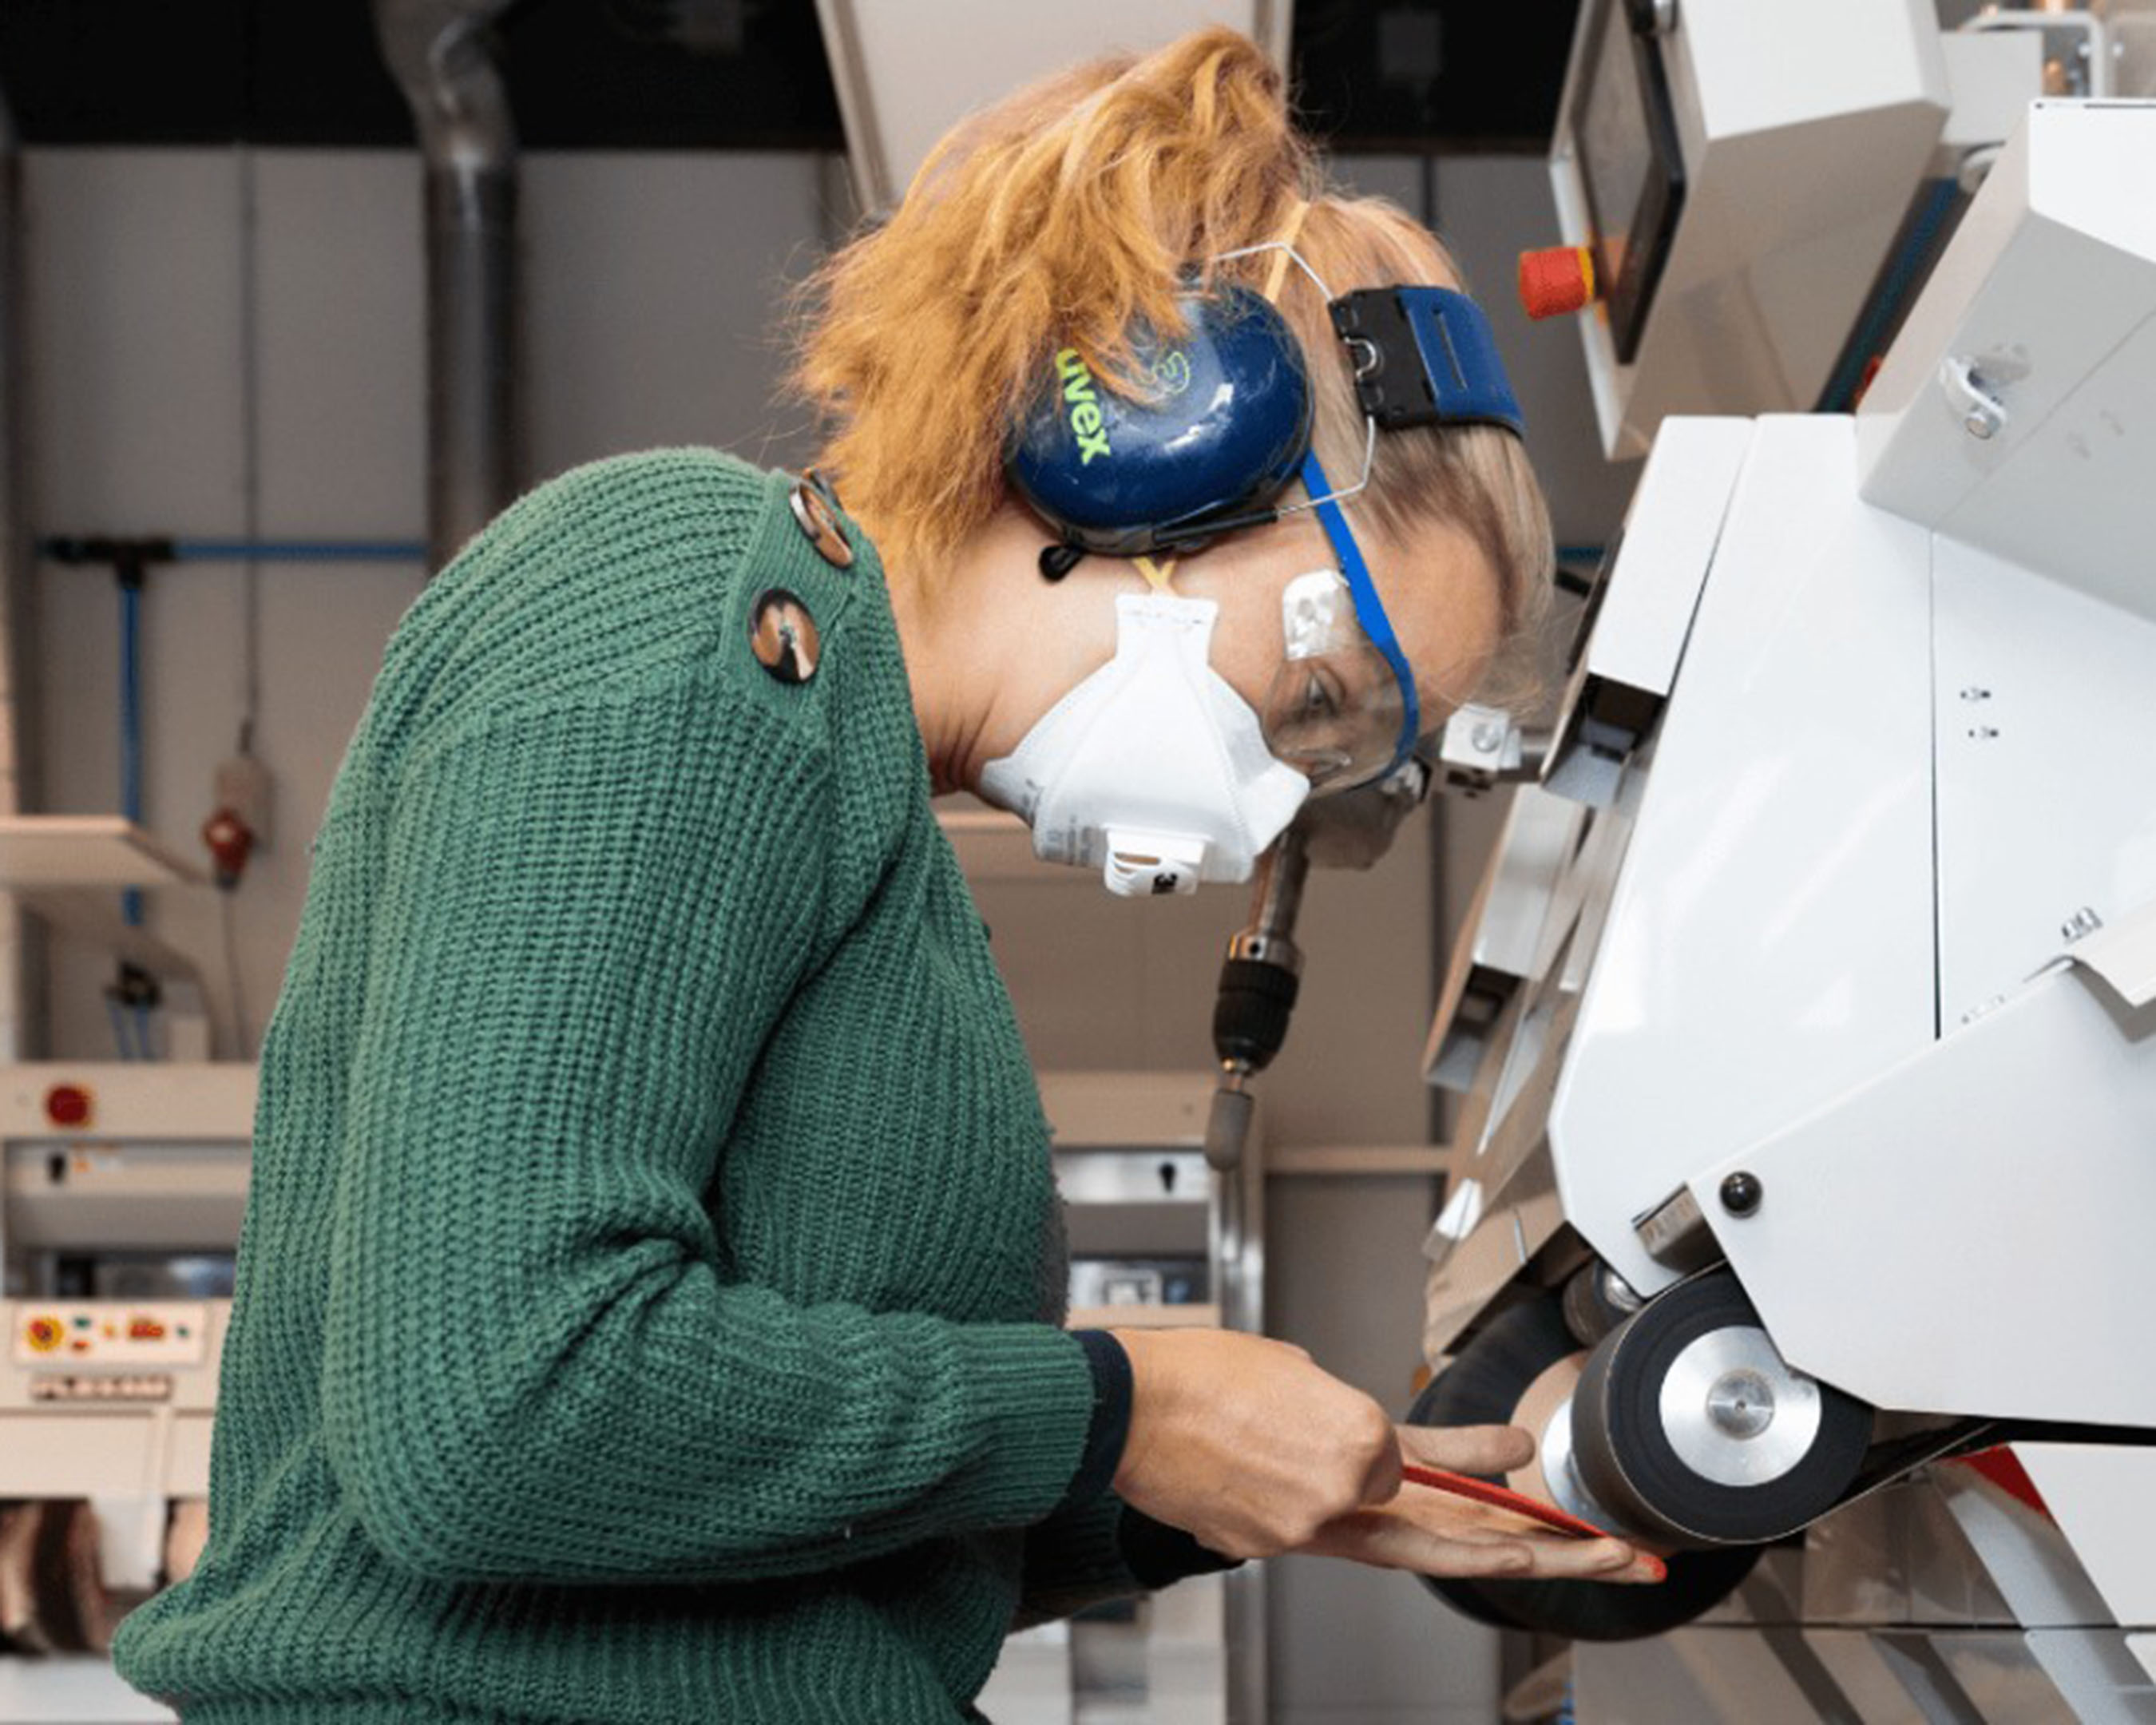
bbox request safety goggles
[1258,446,1422,795]
[1136,238,1521,797]
[1216,236,1520,797]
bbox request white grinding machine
[1400,2,2156,1718]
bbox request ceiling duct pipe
[0,88,40,1059]
[375,0,521,573]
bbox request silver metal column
[374,0,521,573]
[0,87,42,1061]
[1210,1085,1270,1723]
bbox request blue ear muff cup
[1007,285,1314,557]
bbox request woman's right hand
[1108,1327,1403,1560]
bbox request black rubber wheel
[1407,1294,1760,1642]
[1571,1270,1873,1548]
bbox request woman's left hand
[1293,1424,1666,1583]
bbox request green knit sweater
[112,450,1142,1724]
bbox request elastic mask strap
[1260,200,1310,303]
[1131,555,1179,593]
[1299,448,1419,775]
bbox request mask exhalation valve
[1103,831,1209,896]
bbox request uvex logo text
[1056,350,1112,465]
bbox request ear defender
[1006,277,1524,573]
[1006,284,1314,561]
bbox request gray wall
[30,148,828,1062]
[22,143,1627,1725]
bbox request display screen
[1578,5,1652,293]
[1568,0,1686,364]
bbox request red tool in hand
[1401,1464,1611,1541]
[1401,1463,1668,1582]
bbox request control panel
[14,1301,212,1368]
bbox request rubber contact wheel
[1571,1270,1873,1548]
[1407,1295,1758,1642]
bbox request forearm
[326,1247,1096,1584]
[1014,1334,1239,1626]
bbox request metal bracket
[1940,354,2009,441]
[1437,703,1533,796]
[1634,1185,1722,1274]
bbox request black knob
[1718,1172,1763,1218]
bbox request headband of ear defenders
[1332,288,1526,437]
[1006,280,1524,562]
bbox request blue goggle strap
[1299,447,1419,778]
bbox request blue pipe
[170,539,427,562]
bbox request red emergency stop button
[45,1084,93,1129]
[26,1315,64,1352]
[1519,246,1598,320]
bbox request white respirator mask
[978,590,1312,896]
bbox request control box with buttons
[14,1301,211,1368]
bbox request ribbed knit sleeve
[1016,1500,1243,1628]
[1014,1497,1143,1628]
[318,668,1097,1586]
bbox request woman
[113,27,1656,1725]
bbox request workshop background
[0,0,2048,1722]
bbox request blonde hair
[791,27,1553,684]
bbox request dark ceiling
[1,0,1578,153]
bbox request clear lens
[1262,569,1409,794]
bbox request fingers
[1511,1537,1665,1584]
[1306,1510,1667,1583]
[1397,1421,1537,1477]
[1302,1510,1532,1576]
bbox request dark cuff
[1117,1506,1244,1589]
[1065,1330,1134,1505]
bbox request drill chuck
[1211,956,1301,1074]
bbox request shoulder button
[750,589,821,684]
[788,478,854,570]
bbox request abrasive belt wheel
[1571,1267,1875,1548]
[1405,1296,1759,1642]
